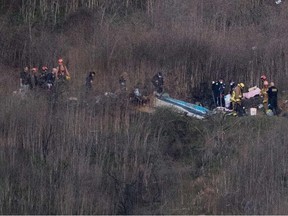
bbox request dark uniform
[217,80,226,107]
[38,66,48,88]
[130,82,149,105]
[211,81,218,106]
[20,70,31,86]
[212,79,225,107]
[151,72,164,94]
[267,84,278,115]
[229,81,236,94]
[38,72,47,88]
[46,70,56,90]
[85,72,96,92]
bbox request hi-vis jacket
[260,87,269,103]
[231,85,243,103]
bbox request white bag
[224,94,231,108]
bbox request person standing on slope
[228,80,236,109]
[231,83,245,116]
[217,78,226,107]
[267,82,278,115]
[211,81,218,107]
[38,66,48,88]
[46,68,57,90]
[29,67,39,90]
[229,81,236,94]
[260,80,269,113]
[151,72,164,95]
[119,72,129,92]
[260,74,268,88]
[20,66,31,93]
[56,58,70,81]
[85,71,96,93]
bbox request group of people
[211,74,279,116]
[86,69,279,117]
[114,71,164,105]
[18,60,279,117]
[19,56,163,104]
[19,58,70,93]
[211,79,227,107]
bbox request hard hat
[58,58,63,64]
[263,80,269,86]
[42,66,48,71]
[239,83,245,88]
[261,75,267,80]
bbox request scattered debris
[68,97,78,101]
[275,0,282,4]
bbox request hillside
[1,0,288,214]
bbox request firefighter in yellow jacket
[260,80,269,112]
[231,83,245,116]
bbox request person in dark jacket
[46,68,56,90]
[267,82,278,115]
[20,66,31,92]
[212,78,225,107]
[85,71,96,93]
[38,66,48,88]
[151,72,164,95]
[211,81,218,107]
[229,81,236,94]
[217,78,226,107]
[130,82,148,105]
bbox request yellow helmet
[238,83,245,88]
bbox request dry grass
[1,0,288,214]
[0,94,288,214]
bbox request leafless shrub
[1,0,288,214]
